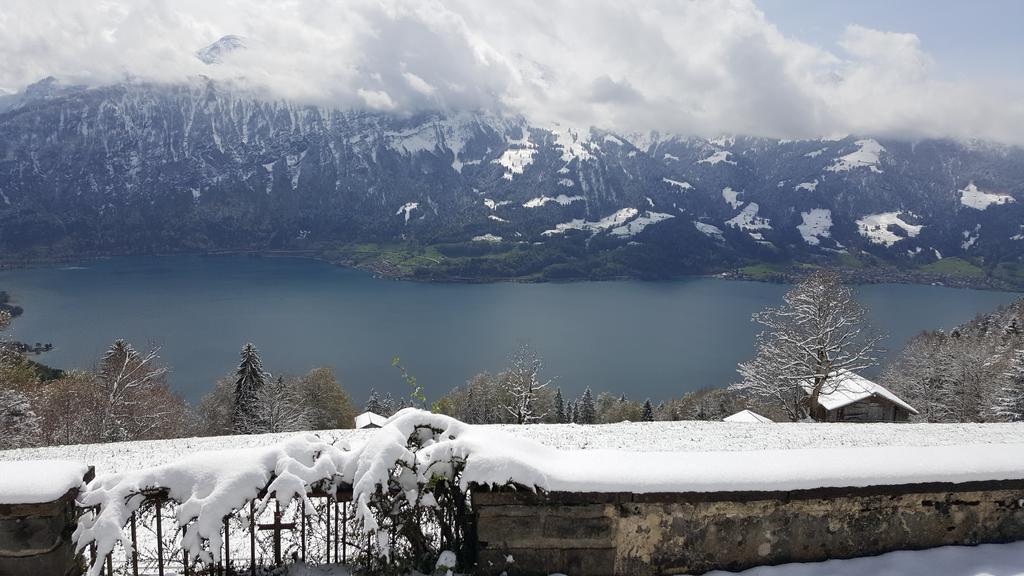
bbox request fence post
[155,500,164,576]
[325,498,331,564]
[130,511,139,576]
[249,501,256,576]
[342,502,347,564]
[300,502,306,562]
[223,516,230,575]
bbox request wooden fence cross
[257,501,296,565]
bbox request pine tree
[568,400,577,424]
[577,387,596,425]
[995,349,1024,421]
[554,387,566,423]
[233,343,269,434]
[365,389,384,414]
[641,399,654,422]
[381,391,395,417]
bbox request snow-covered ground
[827,139,885,173]
[959,182,1015,210]
[856,211,922,246]
[5,420,1024,478]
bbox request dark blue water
[0,255,1018,404]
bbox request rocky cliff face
[2,78,1023,278]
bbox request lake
[1,255,1019,404]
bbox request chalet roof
[723,409,774,423]
[354,411,388,429]
[800,370,918,415]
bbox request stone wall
[472,480,1024,575]
[0,468,92,576]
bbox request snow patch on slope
[395,202,419,223]
[722,187,743,209]
[798,209,833,246]
[698,150,737,166]
[543,208,639,236]
[725,203,771,231]
[663,178,693,191]
[610,212,674,237]
[856,211,922,246]
[694,221,725,242]
[827,139,884,173]
[523,195,584,208]
[794,179,819,192]
[959,182,1015,210]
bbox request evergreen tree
[568,400,577,424]
[233,343,269,434]
[577,387,596,424]
[995,349,1024,421]
[381,391,395,416]
[365,389,384,414]
[554,388,566,423]
[641,399,654,422]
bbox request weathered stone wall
[472,480,1024,575]
[0,481,89,576]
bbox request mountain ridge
[2,78,1023,286]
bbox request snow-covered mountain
[1,77,1023,280]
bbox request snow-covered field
[4,420,1024,478]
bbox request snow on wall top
[63,408,1024,575]
[0,460,90,504]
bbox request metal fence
[85,487,368,575]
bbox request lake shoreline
[2,247,1022,293]
[2,254,1020,404]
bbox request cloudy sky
[1,0,1021,143]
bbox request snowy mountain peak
[196,35,247,65]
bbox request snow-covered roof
[355,411,388,429]
[0,460,91,504]
[801,371,918,415]
[724,409,774,423]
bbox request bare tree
[502,343,551,424]
[733,271,884,421]
[0,387,40,449]
[994,349,1024,421]
[256,376,309,433]
[97,339,176,441]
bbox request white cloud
[0,0,1021,144]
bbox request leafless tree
[502,343,551,424]
[732,271,884,421]
[995,349,1024,421]
[255,376,309,433]
[0,387,40,449]
[96,339,179,441]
